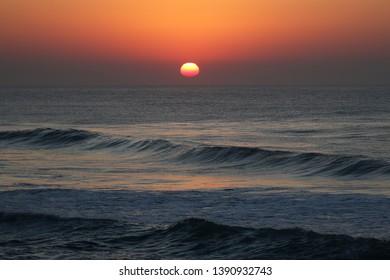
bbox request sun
[180,63,200,77]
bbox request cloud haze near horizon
[1,0,389,86]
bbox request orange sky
[1,0,389,85]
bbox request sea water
[0,87,389,259]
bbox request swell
[175,146,390,177]
[1,214,389,259]
[1,128,389,177]
[0,211,123,234]
[0,128,98,147]
[0,211,117,225]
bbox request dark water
[1,212,389,260]
[0,87,389,259]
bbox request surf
[1,128,389,178]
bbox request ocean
[0,86,389,259]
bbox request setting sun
[0,0,389,85]
[180,63,200,77]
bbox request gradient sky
[1,0,389,86]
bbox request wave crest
[1,128,389,177]
[174,145,390,177]
[1,214,389,259]
[0,128,98,147]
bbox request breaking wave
[1,128,389,177]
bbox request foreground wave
[0,212,389,259]
[1,128,389,177]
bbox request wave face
[173,146,390,177]
[1,128,389,178]
[0,212,389,259]
[0,128,98,147]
